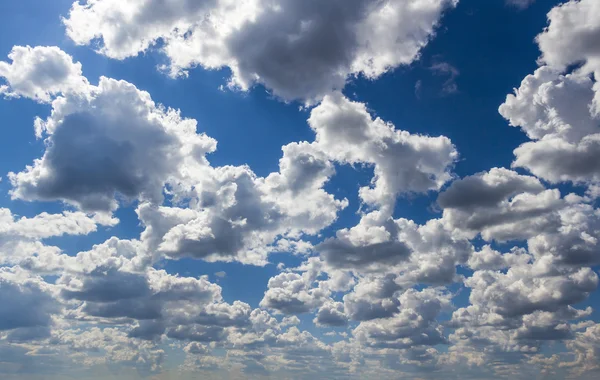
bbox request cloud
[309,93,458,210]
[8,74,216,212]
[0,208,116,270]
[343,274,402,321]
[3,0,600,374]
[64,0,458,102]
[430,61,460,94]
[314,301,348,327]
[353,288,451,349]
[0,45,88,103]
[438,168,564,241]
[506,0,535,10]
[500,0,600,191]
[0,267,59,335]
[536,0,600,75]
[260,259,330,314]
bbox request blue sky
[1,0,600,379]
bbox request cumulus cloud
[0,45,88,102]
[9,73,216,212]
[260,259,330,314]
[309,93,457,210]
[0,267,59,336]
[536,0,600,75]
[3,46,350,267]
[3,0,600,375]
[314,301,348,327]
[500,0,600,191]
[62,0,458,102]
[439,168,564,241]
[353,288,451,349]
[343,274,402,321]
[311,93,458,273]
[0,208,116,269]
[137,146,346,264]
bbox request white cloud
[260,259,330,314]
[536,0,600,75]
[0,45,88,103]
[500,0,600,190]
[64,0,458,102]
[309,93,457,210]
[353,288,451,349]
[438,168,564,241]
[8,74,216,212]
[0,208,116,270]
[314,300,348,327]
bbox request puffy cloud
[0,267,59,335]
[260,260,330,315]
[528,202,600,267]
[311,93,458,273]
[0,208,113,240]
[439,168,563,241]
[318,212,412,271]
[467,245,531,271]
[353,288,451,349]
[137,150,346,264]
[0,208,116,269]
[449,258,599,349]
[50,327,166,374]
[309,93,457,209]
[314,301,348,327]
[320,209,472,284]
[500,0,600,189]
[500,68,600,185]
[64,0,458,102]
[561,322,600,376]
[0,45,88,102]
[343,274,402,321]
[464,266,597,320]
[536,0,600,75]
[9,75,216,212]
[57,243,222,325]
[393,217,472,285]
[438,168,545,211]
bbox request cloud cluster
[64,0,458,102]
[2,0,600,378]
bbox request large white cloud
[64,0,458,102]
[536,0,600,75]
[500,0,600,190]
[8,68,216,212]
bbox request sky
[0,0,600,379]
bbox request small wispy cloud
[506,0,536,10]
[430,61,460,95]
[215,271,226,278]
